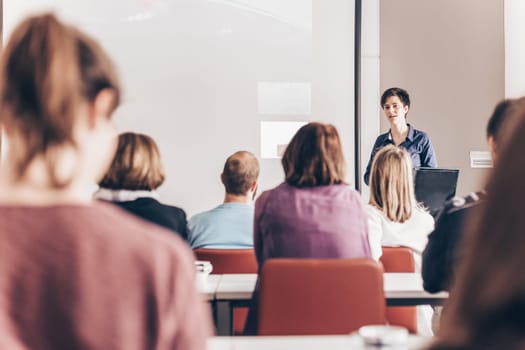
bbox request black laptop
[414,167,459,216]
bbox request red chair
[380,246,418,333]
[257,258,386,335]
[193,248,257,335]
[193,248,258,274]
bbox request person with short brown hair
[221,151,260,195]
[0,13,210,349]
[188,151,259,248]
[364,87,437,185]
[96,132,188,238]
[244,122,370,334]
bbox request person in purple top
[244,122,371,334]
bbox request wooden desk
[207,334,430,350]
[212,273,448,335]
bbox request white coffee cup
[358,325,409,347]
[195,261,213,290]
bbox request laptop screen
[414,167,459,215]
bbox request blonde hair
[99,132,165,191]
[368,145,416,223]
[0,13,120,187]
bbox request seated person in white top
[366,144,434,266]
[188,151,259,249]
[366,144,434,335]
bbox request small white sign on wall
[470,151,493,168]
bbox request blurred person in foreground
[427,97,525,350]
[0,13,211,350]
[96,132,189,239]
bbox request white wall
[380,0,504,196]
[359,0,380,201]
[4,0,355,217]
[504,0,525,98]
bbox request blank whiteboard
[4,0,355,216]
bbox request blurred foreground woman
[428,99,525,350]
[0,13,210,350]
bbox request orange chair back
[193,248,258,274]
[380,247,415,273]
[193,248,257,335]
[380,247,417,333]
[257,258,386,335]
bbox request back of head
[221,151,259,195]
[99,132,165,191]
[380,87,411,108]
[486,99,514,142]
[368,145,415,223]
[282,122,346,187]
[0,13,120,187]
[431,97,525,349]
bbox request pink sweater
[0,202,211,350]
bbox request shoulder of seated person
[445,190,486,214]
[364,204,381,216]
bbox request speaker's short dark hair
[380,87,411,108]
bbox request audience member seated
[366,144,434,267]
[366,144,434,335]
[0,13,210,349]
[422,99,515,293]
[427,97,525,350]
[244,122,371,334]
[96,132,189,239]
[188,151,259,249]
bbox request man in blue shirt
[188,151,259,249]
[364,87,438,185]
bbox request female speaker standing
[364,87,437,185]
